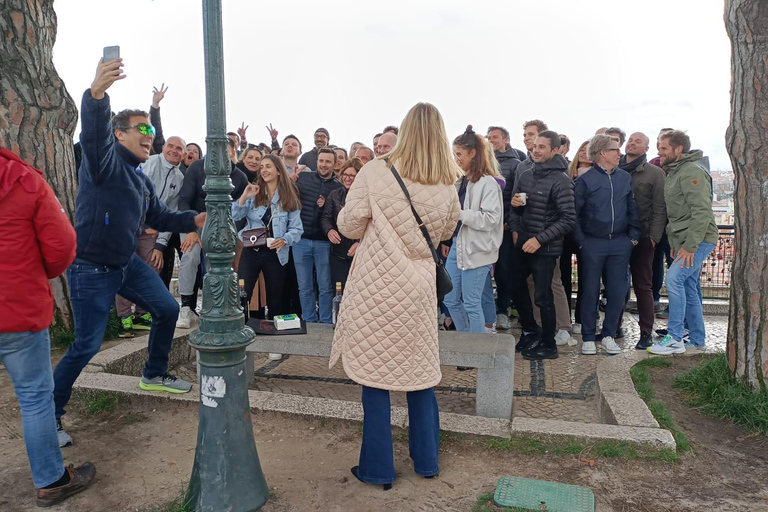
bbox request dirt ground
[2,354,768,512]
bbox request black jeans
[159,233,181,290]
[329,253,353,292]
[510,248,557,346]
[238,247,288,318]
[494,230,514,314]
[652,232,672,302]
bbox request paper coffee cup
[266,237,276,248]
[519,193,527,205]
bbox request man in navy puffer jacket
[53,59,205,446]
[573,134,640,356]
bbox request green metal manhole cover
[494,476,595,512]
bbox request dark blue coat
[573,164,641,247]
[74,90,198,267]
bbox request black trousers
[238,247,288,318]
[279,250,301,318]
[494,230,514,314]
[509,248,557,346]
[329,253,353,292]
[159,233,181,290]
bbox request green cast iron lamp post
[186,1,269,510]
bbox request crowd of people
[0,56,720,502]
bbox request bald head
[625,132,650,159]
[375,132,397,156]
[163,136,187,166]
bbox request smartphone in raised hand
[103,45,120,62]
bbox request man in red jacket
[0,106,96,507]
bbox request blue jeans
[0,330,64,488]
[665,242,715,346]
[358,386,439,484]
[443,244,492,333]
[53,255,180,419]
[292,239,333,323]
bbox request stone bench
[244,323,515,420]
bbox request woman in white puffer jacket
[442,126,504,333]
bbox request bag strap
[385,158,441,265]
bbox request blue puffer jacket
[573,164,641,247]
[232,189,304,266]
[74,91,198,267]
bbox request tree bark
[0,0,78,330]
[725,0,768,391]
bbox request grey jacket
[143,153,185,250]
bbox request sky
[53,0,733,172]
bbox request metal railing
[569,225,734,301]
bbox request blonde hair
[568,140,590,180]
[385,103,463,186]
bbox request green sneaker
[139,373,192,394]
[132,312,153,331]
[119,317,135,338]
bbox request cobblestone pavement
[176,313,728,424]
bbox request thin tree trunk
[725,0,768,391]
[0,0,78,330]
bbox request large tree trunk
[0,0,78,330]
[725,0,768,391]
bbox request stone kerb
[84,327,196,376]
[595,351,659,428]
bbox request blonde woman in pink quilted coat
[331,103,462,490]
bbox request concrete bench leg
[475,352,515,419]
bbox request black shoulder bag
[386,160,453,302]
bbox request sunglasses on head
[121,123,156,137]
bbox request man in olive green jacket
[649,131,718,355]
[619,132,667,349]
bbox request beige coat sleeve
[337,167,372,240]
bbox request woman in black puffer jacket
[320,157,364,290]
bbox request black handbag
[386,160,453,302]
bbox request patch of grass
[485,435,677,463]
[143,487,190,512]
[471,492,534,512]
[631,357,690,454]
[674,353,768,435]
[50,308,122,349]
[440,431,466,444]
[77,391,120,415]
[104,308,122,340]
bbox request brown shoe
[36,462,96,508]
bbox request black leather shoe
[615,327,625,339]
[521,344,558,360]
[350,466,391,491]
[635,332,653,350]
[515,330,542,353]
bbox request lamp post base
[186,347,269,511]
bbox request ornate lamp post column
[186,1,269,510]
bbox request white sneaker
[581,341,597,355]
[572,323,581,334]
[648,335,686,355]
[56,420,72,447]
[268,353,283,361]
[485,327,497,334]
[555,329,572,346]
[496,313,511,330]
[176,306,192,328]
[601,336,622,355]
